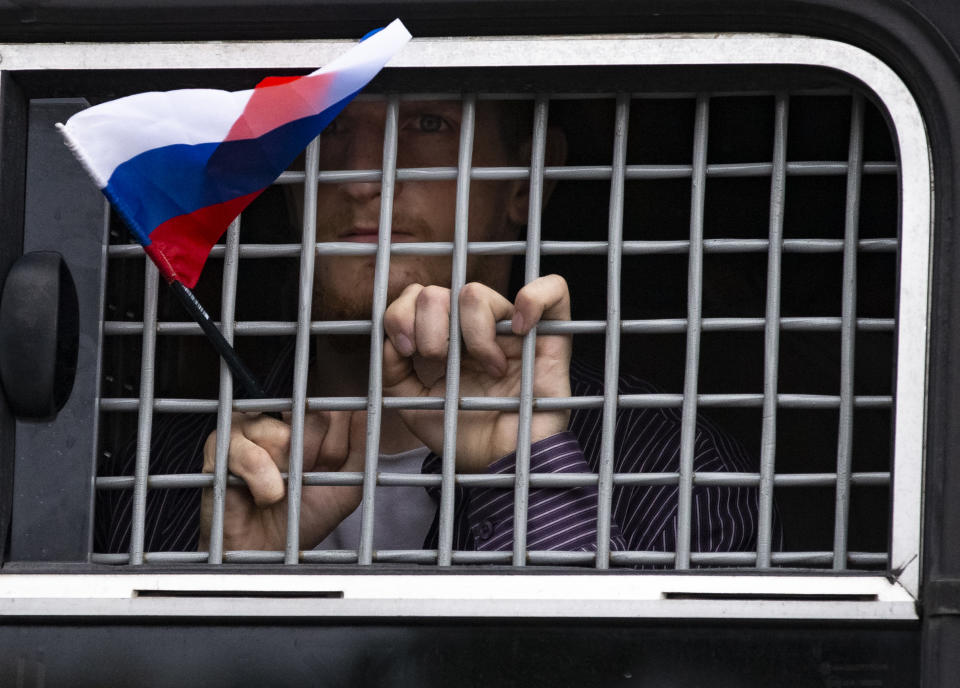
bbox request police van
[0,1,953,685]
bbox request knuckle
[546,273,568,292]
[459,282,485,306]
[235,411,262,434]
[420,337,448,359]
[418,285,449,308]
[233,443,270,478]
[382,307,404,334]
[400,282,425,298]
[514,288,535,312]
[248,416,289,447]
[517,273,569,312]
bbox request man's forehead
[342,99,458,116]
[341,99,507,122]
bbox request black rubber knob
[0,251,79,421]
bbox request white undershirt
[314,446,435,551]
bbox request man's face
[310,100,527,320]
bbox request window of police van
[0,32,927,620]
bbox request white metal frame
[0,32,930,620]
[0,573,917,619]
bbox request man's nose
[340,133,385,202]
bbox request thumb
[382,336,420,395]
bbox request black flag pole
[167,278,269,400]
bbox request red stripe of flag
[222,72,335,143]
[146,190,262,286]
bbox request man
[194,97,765,558]
[100,98,764,559]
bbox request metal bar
[437,94,476,566]
[369,551,440,564]
[595,94,630,568]
[833,94,865,570]
[777,472,891,486]
[450,551,512,564]
[298,550,360,563]
[770,552,888,566]
[97,392,895,415]
[675,95,710,570]
[145,552,211,563]
[129,260,159,565]
[87,548,891,567]
[104,321,372,336]
[608,552,679,566]
[272,160,896,186]
[284,137,321,564]
[106,236,898,260]
[207,217,242,564]
[511,96,550,566]
[94,469,891,492]
[224,551,286,563]
[102,315,897,338]
[348,88,856,101]
[757,93,790,568]
[693,472,892,487]
[357,95,400,566]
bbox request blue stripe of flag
[103,91,355,243]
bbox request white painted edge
[0,598,919,620]
[0,573,918,620]
[0,32,931,617]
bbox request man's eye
[417,114,447,133]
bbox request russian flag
[58,19,411,288]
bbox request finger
[383,282,424,358]
[459,281,513,378]
[240,413,294,471]
[382,333,419,392]
[414,285,452,359]
[228,437,286,507]
[512,274,571,334]
[202,429,219,473]
[411,353,446,387]
[229,414,291,507]
[202,412,274,472]
[313,411,349,469]
[202,412,271,473]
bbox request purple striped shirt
[420,357,770,557]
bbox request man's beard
[311,261,377,355]
[310,254,453,355]
[310,224,513,356]
[312,257,453,320]
[311,261,379,322]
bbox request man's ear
[506,125,569,226]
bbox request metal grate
[92,85,900,572]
